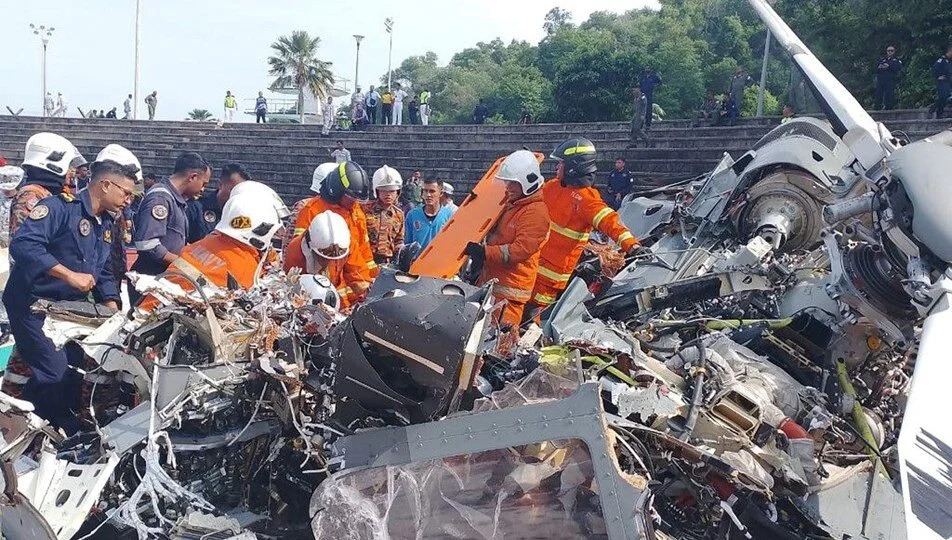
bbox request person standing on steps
[123,94,132,119]
[932,46,952,120]
[408,97,420,125]
[639,67,662,129]
[727,66,752,126]
[322,97,336,136]
[381,88,394,125]
[365,85,380,125]
[223,91,238,123]
[873,45,902,111]
[329,140,351,164]
[627,86,650,149]
[393,84,408,125]
[255,92,268,123]
[44,92,54,117]
[145,91,158,120]
[473,99,489,124]
[419,87,432,125]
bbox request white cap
[442,182,454,196]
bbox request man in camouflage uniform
[365,165,405,265]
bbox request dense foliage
[379,0,951,123]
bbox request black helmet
[320,161,371,203]
[551,137,597,185]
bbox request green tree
[544,7,574,36]
[186,109,213,121]
[267,31,335,123]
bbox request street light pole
[134,0,141,119]
[385,18,394,89]
[30,24,55,117]
[353,34,364,91]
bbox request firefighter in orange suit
[292,161,376,301]
[139,181,288,309]
[464,150,550,328]
[284,210,353,308]
[528,137,643,314]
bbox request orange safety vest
[532,179,638,306]
[283,234,353,308]
[477,189,550,326]
[293,196,377,295]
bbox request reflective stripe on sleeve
[550,222,590,242]
[592,207,613,228]
[537,265,573,284]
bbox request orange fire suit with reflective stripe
[293,197,376,296]
[139,232,262,311]
[476,189,550,327]
[531,179,639,307]
[283,234,353,308]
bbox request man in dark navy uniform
[873,45,902,110]
[932,47,952,119]
[131,152,210,276]
[3,143,140,433]
[185,162,249,243]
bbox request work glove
[464,242,485,263]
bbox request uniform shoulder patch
[78,219,92,236]
[29,205,49,220]
[152,204,169,220]
[103,229,112,243]
[203,210,218,223]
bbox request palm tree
[187,109,213,121]
[268,31,334,123]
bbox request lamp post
[29,24,55,117]
[385,18,394,89]
[756,29,771,117]
[134,0,141,119]
[353,34,364,92]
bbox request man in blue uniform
[185,163,249,243]
[606,158,634,210]
[404,178,452,252]
[873,46,902,111]
[932,47,952,119]
[639,67,662,128]
[132,152,210,276]
[3,143,140,433]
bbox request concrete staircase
[0,110,949,202]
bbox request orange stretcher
[410,152,545,279]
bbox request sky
[1,0,658,121]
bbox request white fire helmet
[307,210,350,260]
[372,165,403,196]
[297,274,340,310]
[310,163,338,194]
[94,144,143,181]
[495,150,542,196]
[215,185,285,250]
[230,180,290,219]
[22,132,75,177]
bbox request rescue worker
[283,162,337,253]
[364,165,405,265]
[131,152,211,276]
[3,143,139,433]
[292,161,376,301]
[163,181,287,292]
[9,133,74,238]
[283,210,352,307]
[528,138,643,316]
[463,150,549,328]
[185,162,250,243]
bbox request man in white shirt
[44,92,54,117]
[53,93,67,117]
[352,86,364,109]
[441,182,459,215]
[123,94,132,119]
[392,84,408,125]
[328,140,351,163]
[322,97,336,136]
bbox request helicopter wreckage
[3,1,952,538]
